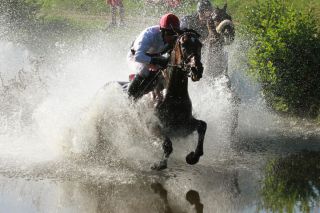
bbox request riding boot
[128,72,158,101]
[128,74,144,100]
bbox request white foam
[0,32,278,173]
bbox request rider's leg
[127,65,149,100]
[128,74,144,100]
[128,71,158,101]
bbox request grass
[39,9,107,30]
[35,0,320,31]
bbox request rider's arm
[133,28,168,68]
[133,30,154,64]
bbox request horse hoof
[186,152,200,165]
[151,161,167,171]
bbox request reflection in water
[186,190,203,213]
[151,182,174,213]
[0,165,248,213]
[79,181,171,213]
[260,151,320,213]
[8,162,256,212]
[151,182,204,213]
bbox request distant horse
[205,3,235,79]
[151,30,206,170]
[204,4,239,138]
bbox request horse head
[211,4,235,44]
[170,30,204,82]
[212,4,231,23]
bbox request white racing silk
[127,25,166,77]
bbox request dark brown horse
[151,30,207,170]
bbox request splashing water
[0,22,281,182]
[1,10,320,213]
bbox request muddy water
[1,138,320,213]
[1,21,320,213]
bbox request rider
[127,13,180,101]
[180,0,234,78]
[180,0,216,42]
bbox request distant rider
[180,0,234,78]
[180,0,216,42]
[127,13,180,101]
[180,0,233,43]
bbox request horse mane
[180,29,201,39]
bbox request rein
[137,32,200,97]
[167,33,197,75]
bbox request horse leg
[186,119,207,165]
[151,136,173,171]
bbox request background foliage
[240,0,320,118]
[260,151,320,213]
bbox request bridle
[167,31,203,78]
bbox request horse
[204,3,235,79]
[204,4,239,138]
[109,30,205,170]
[150,30,207,170]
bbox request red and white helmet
[159,13,180,31]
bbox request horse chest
[156,96,192,126]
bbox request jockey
[180,0,234,79]
[180,0,214,42]
[180,0,233,43]
[127,13,180,100]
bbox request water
[1,20,320,213]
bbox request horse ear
[223,3,227,11]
